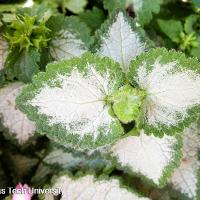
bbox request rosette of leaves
[41,173,150,200]
[105,47,200,188]
[47,14,91,61]
[4,4,53,82]
[16,46,200,151]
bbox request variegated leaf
[50,29,87,60]
[48,15,90,61]
[16,53,125,150]
[43,174,150,200]
[0,82,36,144]
[110,130,182,187]
[0,37,9,70]
[128,48,200,136]
[170,124,200,199]
[95,11,147,72]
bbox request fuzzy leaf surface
[43,174,150,200]
[170,124,200,199]
[108,84,145,124]
[110,130,182,187]
[0,82,36,144]
[128,48,200,136]
[48,15,91,61]
[16,53,125,150]
[95,11,147,72]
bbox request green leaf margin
[105,131,183,188]
[92,10,152,60]
[128,48,200,137]
[0,82,37,145]
[42,171,151,200]
[16,53,126,150]
[47,14,92,57]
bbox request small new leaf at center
[108,84,146,124]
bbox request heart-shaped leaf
[16,53,125,150]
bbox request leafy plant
[1,1,200,200]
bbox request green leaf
[6,48,40,82]
[31,163,53,186]
[184,14,199,34]
[127,0,163,26]
[108,84,146,124]
[170,124,200,199]
[1,13,16,24]
[157,19,183,43]
[94,11,149,73]
[18,2,55,23]
[192,0,200,8]
[42,145,112,173]
[16,53,125,150]
[109,130,182,187]
[103,0,126,12]
[43,174,150,200]
[6,4,52,51]
[79,7,106,33]
[127,48,200,136]
[47,15,91,61]
[179,32,198,52]
[65,0,88,14]
[190,36,200,59]
[0,82,36,144]
[34,0,87,14]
